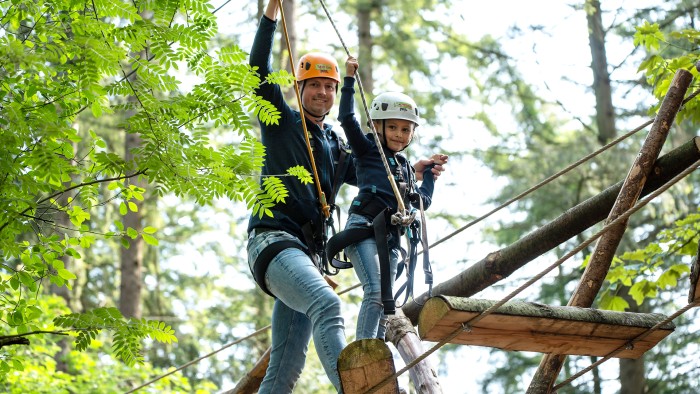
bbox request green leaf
[18,272,37,292]
[10,276,20,290]
[126,227,138,239]
[57,268,77,281]
[142,233,158,246]
[599,294,630,312]
[91,100,102,117]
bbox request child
[337,56,447,340]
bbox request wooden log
[418,296,675,359]
[402,136,700,324]
[338,339,399,394]
[528,68,693,393]
[570,68,693,307]
[386,310,443,393]
[223,347,270,394]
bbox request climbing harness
[251,128,352,293]
[326,159,436,314]
[394,195,433,309]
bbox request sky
[172,1,663,393]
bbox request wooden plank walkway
[418,296,675,359]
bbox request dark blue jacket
[247,16,356,242]
[338,76,434,215]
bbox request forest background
[1,0,699,393]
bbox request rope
[363,157,700,393]
[123,325,271,393]
[426,86,700,252]
[125,280,362,393]
[278,0,331,218]
[317,0,411,223]
[425,118,653,251]
[553,300,700,391]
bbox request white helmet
[369,92,421,126]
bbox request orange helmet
[296,52,341,83]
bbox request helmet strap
[380,120,389,150]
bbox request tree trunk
[51,139,79,373]
[402,135,700,325]
[619,356,646,394]
[119,23,152,318]
[120,131,146,319]
[528,68,693,393]
[619,287,647,394]
[689,238,700,303]
[587,0,616,144]
[257,0,264,20]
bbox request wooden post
[386,310,443,393]
[527,68,694,394]
[338,339,399,394]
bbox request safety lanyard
[316,0,412,225]
[278,1,331,219]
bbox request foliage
[0,295,213,393]
[635,21,700,124]
[52,307,177,366]
[0,0,291,376]
[599,210,698,311]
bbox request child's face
[374,119,415,152]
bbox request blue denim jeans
[247,229,346,393]
[343,213,400,341]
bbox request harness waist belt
[253,240,307,297]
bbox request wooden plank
[338,339,399,394]
[418,296,675,359]
[224,347,270,394]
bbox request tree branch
[0,170,147,234]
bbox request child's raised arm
[345,55,359,78]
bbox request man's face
[301,77,337,116]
